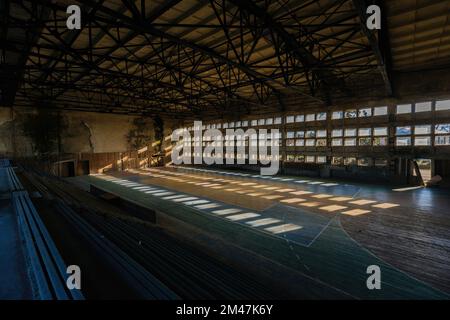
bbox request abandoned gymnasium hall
[1,0,450,305]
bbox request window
[317,156,327,164]
[396,126,412,135]
[241,120,248,127]
[358,128,371,136]
[345,109,357,118]
[295,131,305,138]
[396,137,412,146]
[374,106,388,116]
[373,137,388,146]
[358,108,372,117]
[435,124,450,134]
[415,125,431,135]
[375,159,388,167]
[374,127,388,136]
[286,116,294,123]
[286,155,295,162]
[345,128,357,137]
[250,120,257,126]
[306,156,315,163]
[415,102,432,113]
[295,139,305,147]
[316,139,327,147]
[344,157,357,165]
[396,104,412,114]
[258,119,265,126]
[344,138,357,146]
[266,118,273,125]
[435,136,450,146]
[295,115,304,122]
[229,122,235,128]
[222,123,228,129]
[305,114,315,122]
[332,111,343,119]
[332,157,343,166]
[332,138,343,146]
[332,129,343,137]
[317,112,327,121]
[306,130,316,138]
[286,139,295,147]
[286,131,295,139]
[358,158,372,167]
[317,130,327,138]
[306,139,315,146]
[436,100,450,111]
[435,124,450,146]
[359,137,372,146]
[274,117,282,124]
[415,136,431,146]
[296,155,305,163]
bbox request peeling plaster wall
[0,107,179,157]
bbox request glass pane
[359,137,372,146]
[358,128,372,136]
[435,136,450,145]
[397,104,412,114]
[396,137,411,146]
[436,100,450,111]
[344,138,357,146]
[415,125,431,135]
[358,108,372,117]
[415,102,432,112]
[332,129,343,137]
[373,137,388,146]
[414,136,431,146]
[345,128,357,137]
[317,156,327,163]
[396,126,412,135]
[374,106,388,116]
[317,130,327,138]
[345,109,357,118]
[374,127,388,136]
[358,158,372,166]
[344,157,356,165]
[435,124,450,134]
[306,114,315,122]
[332,111,343,119]
[306,156,315,163]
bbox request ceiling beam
[352,0,393,96]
